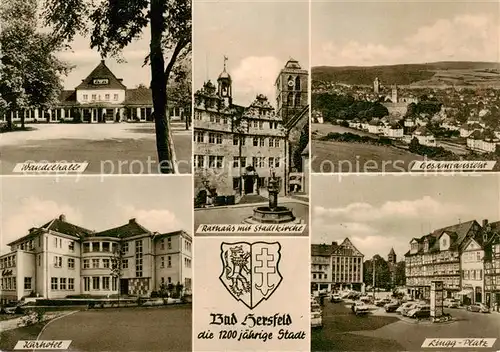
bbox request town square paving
[0,123,192,174]
[312,300,500,352]
[36,305,192,351]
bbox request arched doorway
[242,166,258,195]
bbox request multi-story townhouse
[484,222,500,310]
[0,215,191,304]
[405,219,495,301]
[311,238,364,293]
[311,244,333,292]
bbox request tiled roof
[41,218,94,238]
[124,88,153,105]
[311,243,336,256]
[93,219,150,239]
[75,60,127,90]
[58,90,77,106]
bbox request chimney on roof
[29,227,36,234]
[101,59,105,64]
[129,218,136,224]
[482,219,488,228]
[59,214,66,222]
[118,79,123,82]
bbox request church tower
[391,84,398,103]
[217,56,232,106]
[275,58,308,124]
[388,247,396,264]
[373,77,380,94]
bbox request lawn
[311,140,423,173]
[0,322,47,351]
[38,305,192,351]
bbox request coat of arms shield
[219,241,283,310]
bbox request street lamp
[372,256,377,297]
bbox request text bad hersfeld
[210,313,292,328]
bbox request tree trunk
[21,110,25,129]
[6,109,13,131]
[150,0,173,174]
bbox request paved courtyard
[0,123,192,174]
[312,300,500,352]
[195,198,309,236]
[37,305,192,351]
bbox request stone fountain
[243,172,304,224]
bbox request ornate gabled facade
[484,221,500,311]
[311,238,364,293]
[405,219,500,304]
[0,215,192,304]
[193,58,309,202]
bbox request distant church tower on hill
[391,85,398,103]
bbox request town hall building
[193,58,309,203]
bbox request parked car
[375,298,392,307]
[408,305,431,319]
[360,296,373,304]
[311,302,322,313]
[331,294,342,303]
[384,300,401,313]
[397,302,418,316]
[311,311,323,328]
[467,303,489,313]
[444,298,459,308]
[353,302,370,315]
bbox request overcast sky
[57,32,152,90]
[312,174,500,261]
[0,176,192,255]
[194,0,309,106]
[312,0,500,66]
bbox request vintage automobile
[311,301,322,314]
[353,302,370,315]
[311,311,323,328]
[443,298,460,308]
[408,305,431,319]
[375,298,392,307]
[466,303,489,313]
[1,301,29,314]
[397,302,418,316]
[331,294,342,303]
[384,300,401,313]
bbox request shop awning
[457,289,473,295]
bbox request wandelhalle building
[405,219,500,309]
[0,215,192,304]
[193,58,309,200]
[311,238,365,293]
[1,60,189,124]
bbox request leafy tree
[168,56,192,130]
[363,255,392,291]
[394,261,406,286]
[0,0,69,130]
[43,0,191,173]
[110,243,125,306]
[409,137,421,153]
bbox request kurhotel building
[311,238,365,292]
[0,215,192,304]
[193,58,309,198]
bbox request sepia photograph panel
[0,176,192,351]
[311,173,500,351]
[193,0,310,236]
[311,0,500,173]
[0,0,192,175]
